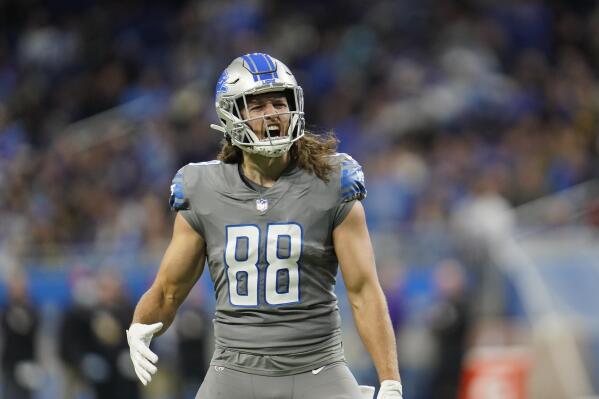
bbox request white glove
[126,322,163,385]
[377,380,403,399]
[359,385,375,399]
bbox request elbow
[149,282,180,310]
[347,283,368,311]
[350,299,368,314]
[162,287,182,308]
[348,281,386,312]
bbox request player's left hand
[377,380,403,399]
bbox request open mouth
[266,124,281,138]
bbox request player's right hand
[126,322,163,385]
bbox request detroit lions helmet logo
[215,69,229,97]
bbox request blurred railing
[484,180,599,398]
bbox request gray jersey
[169,153,366,375]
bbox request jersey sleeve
[339,154,367,202]
[169,167,189,211]
[168,165,205,236]
[332,153,367,227]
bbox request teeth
[267,125,279,131]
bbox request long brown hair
[217,131,338,182]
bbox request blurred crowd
[1,0,599,398]
[1,266,210,399]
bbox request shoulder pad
[338,153,367,202]
[169,167,189,211]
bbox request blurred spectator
[0,272,40,399]
[59,269,139,399]
[429,259,471,399]
[450,166,515,319]
[174,288,211,399]
[90,269,139,399]
[59,269,98,399]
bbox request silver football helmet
[210,53,305,157]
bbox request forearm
[131,284,181,336]
[131,214,206,335]
[350,284,400,382]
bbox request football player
[127,53,403,399]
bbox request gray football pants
[195,361,363,399]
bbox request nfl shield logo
[256,199,269,212]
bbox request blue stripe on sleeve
[169,169,189,211]
[340,158,367,202]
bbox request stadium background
[1,0,599,398]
